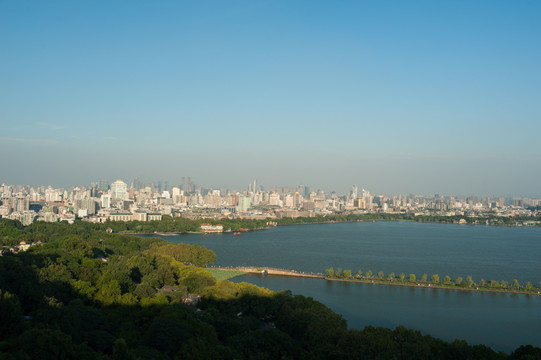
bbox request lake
[144,221,541,352]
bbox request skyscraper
[110,180,128,200]
[237,195,251,212]
[187,177,194,193]
[98,180,109,191]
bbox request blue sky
[1,0,540,196]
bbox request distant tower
[110,180,128,200]
[98,180,109,191]
[133,177,141,190]
[253,179,257,193]
[352,185,358,199]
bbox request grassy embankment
[205,268,247,281]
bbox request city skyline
[1,1,540,197]
[0,177,539,200]
[2,177,539,228]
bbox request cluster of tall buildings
[0,180,539,226]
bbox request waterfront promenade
[209,266,541,296]
[209,266,325,279]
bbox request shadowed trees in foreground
[0,219,539,359]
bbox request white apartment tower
[110,180,128,200]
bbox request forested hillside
[0,219,539,359]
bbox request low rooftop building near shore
[200,223,224,233]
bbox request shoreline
[119,217,539,237]
[122,227,271,236]
[274,218,540,228]
[117,219,508,236]
[325,277,541,296]
[212,266,541,296]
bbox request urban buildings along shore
[0,179,540,227]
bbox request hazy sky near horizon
[1,1,540,196]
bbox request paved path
[211,266,325,279]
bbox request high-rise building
[75,199,97,215]
[284,194,295,208]
[45,187,62,202]
[237,195,251,212]
[110,180,128,200]
[269,193,282,207]
[354,198,366,209]
[171,187,183,204]
[16,196,30,212]
[101,194,111,208]
[98,180,109,191]
[133,177,144,190]
[186,177,194,194]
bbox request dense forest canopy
[0,219,539,359]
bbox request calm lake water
[144,221,541,352]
